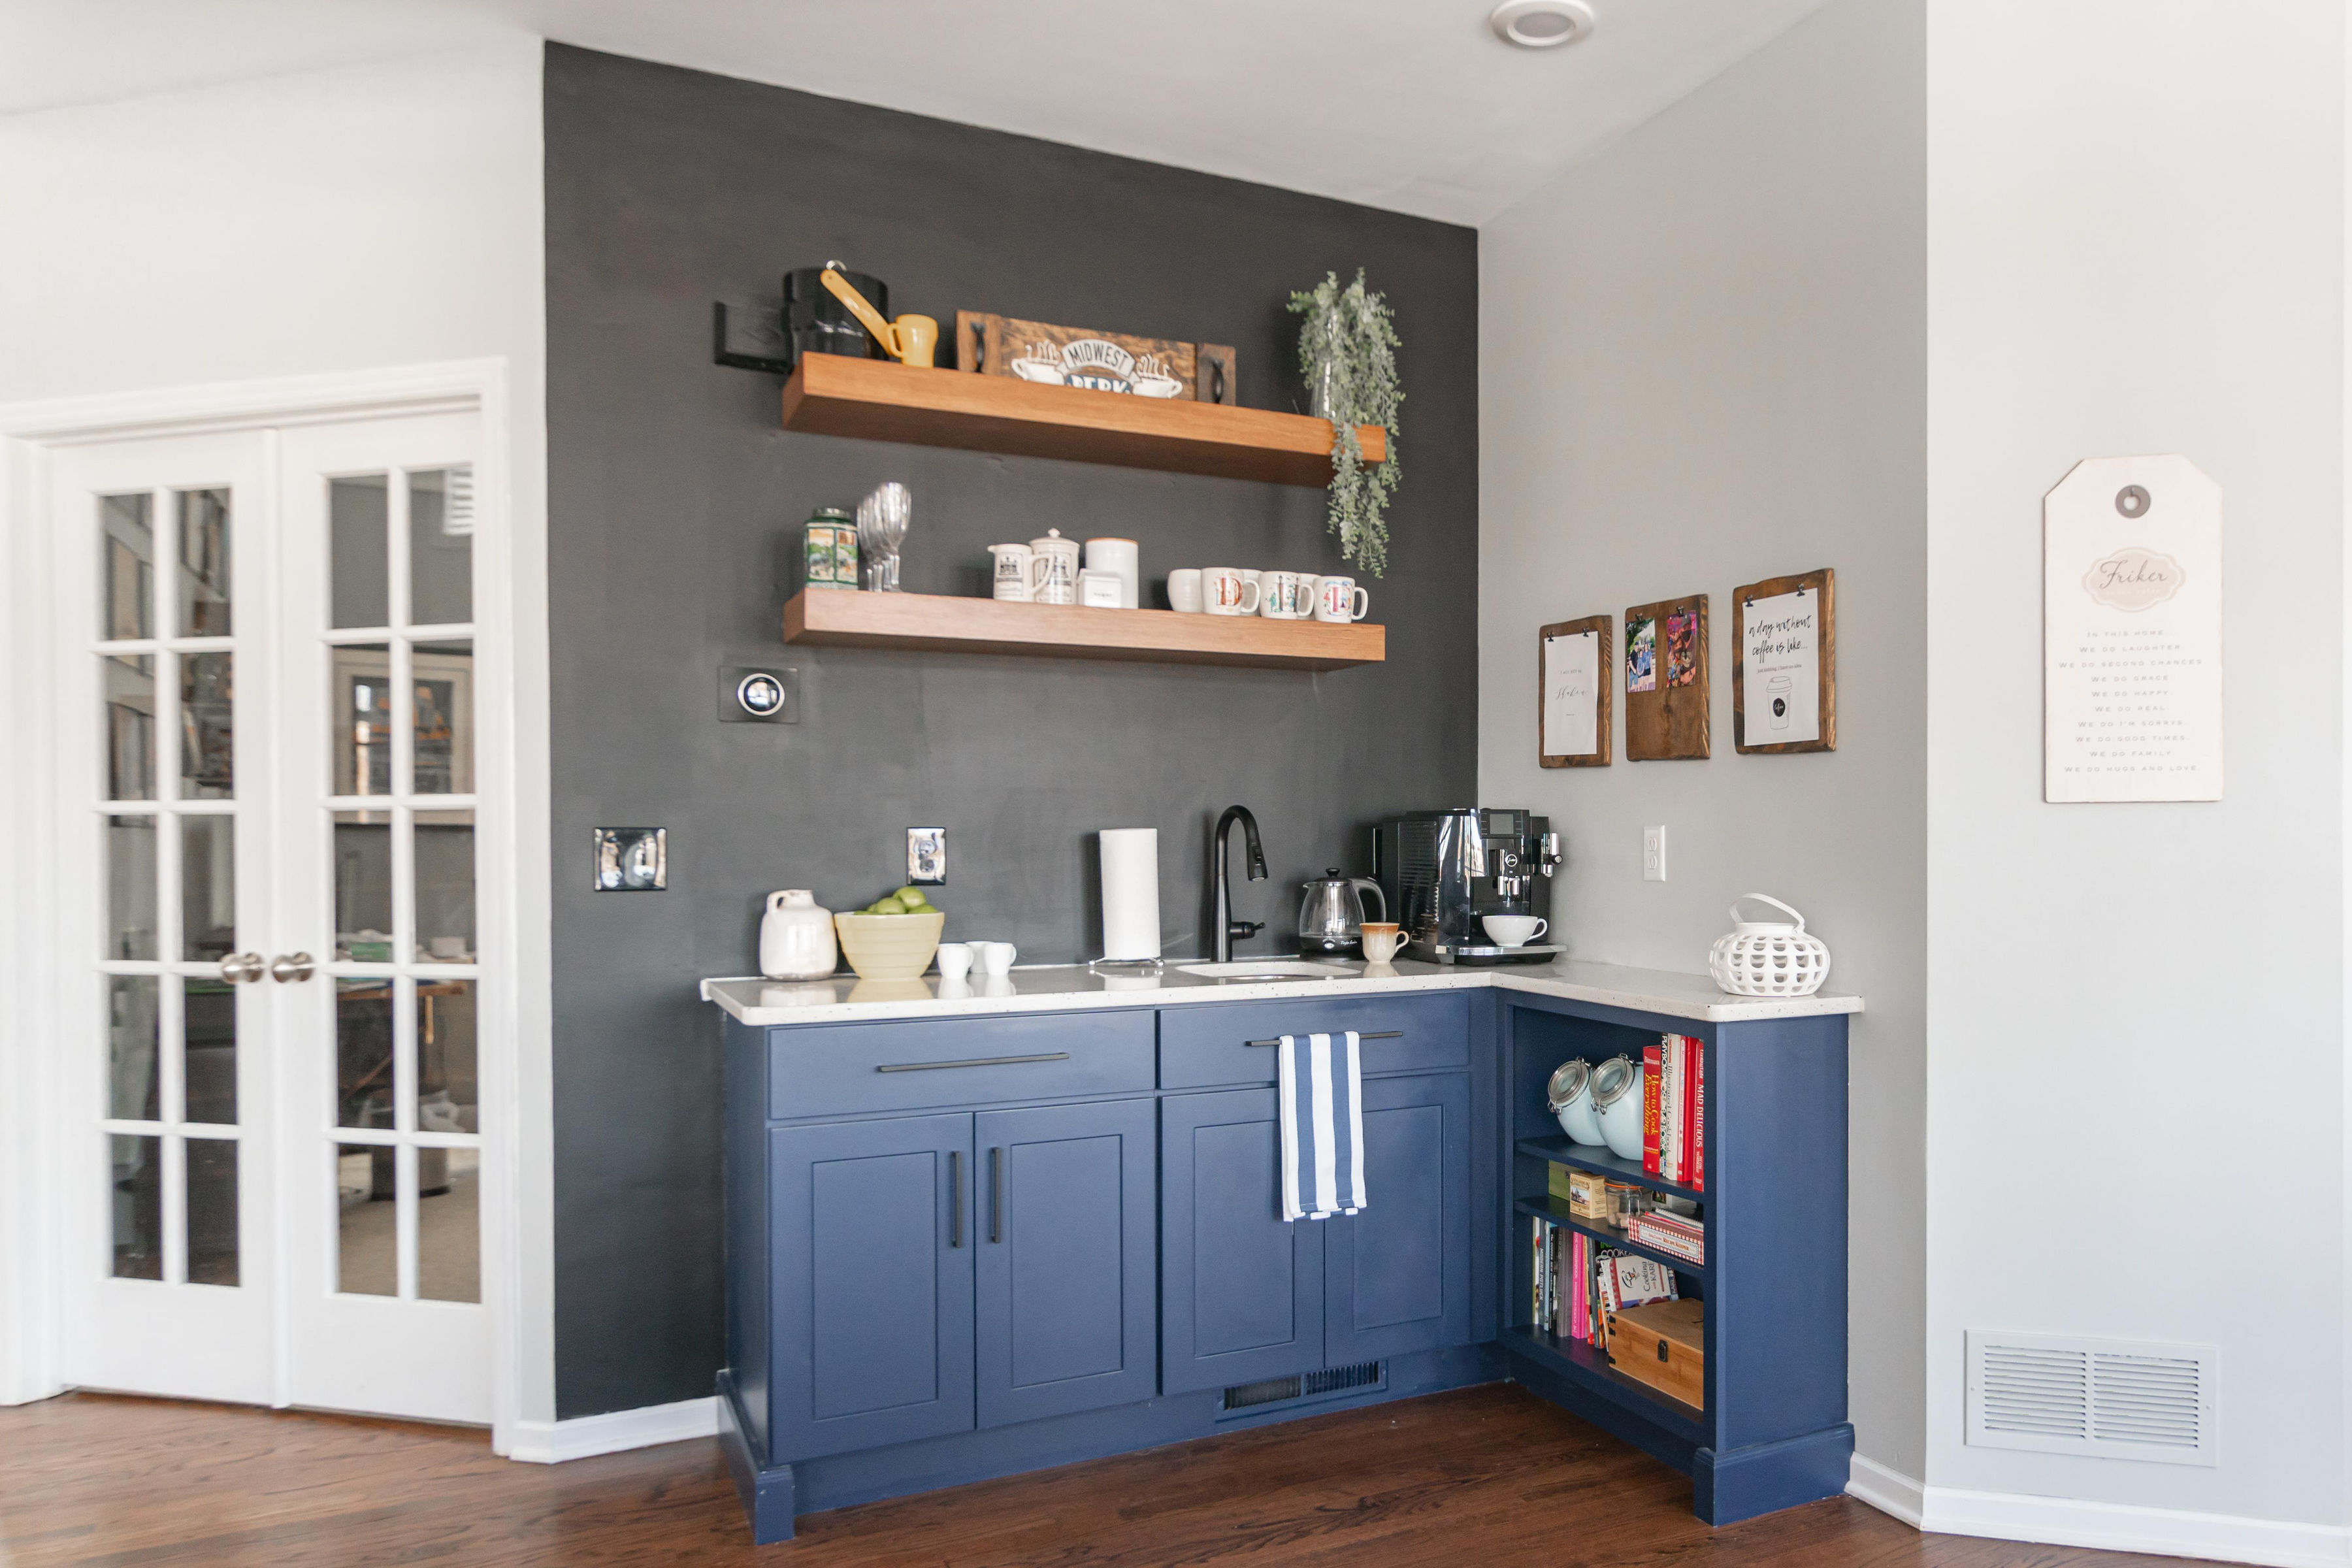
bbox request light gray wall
[1924,0,2344,1523]
[1478,0,1929,1478]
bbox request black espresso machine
[1371,808,1562,964]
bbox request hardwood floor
[0,1383,2219,1567]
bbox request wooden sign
[2044,455,2223,802]
[1539,615,1611,766]
[956,311,1237,404]
[1733,569,1835,754]
[1625,594,1708,760]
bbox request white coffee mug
[1168,568,1205,613]
[1482,914,1548,947]
[1259,570,1314,619]
[1315,576,1370,623]
[990,544,1035,602]
[1204,568,1262,616]
[935,942,973,981]
[972,940,1019,976]
[1084,537,1140,609]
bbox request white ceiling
[1,0,1831,223]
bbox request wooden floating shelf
[779,355,1385,486]
[783,589,1386,672]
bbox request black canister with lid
[783,266,889,368]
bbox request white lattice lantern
[1708,894,1831,997]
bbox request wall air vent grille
[1221,1361,1382,1413]
[1965,1331,2215,1466]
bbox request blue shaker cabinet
[766,1113,974,1462]
[974,1098,1158,1427]
[1158,1088,1328,1394]
[1325,1071,1471,1364]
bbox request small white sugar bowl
[1708,894,1831,997]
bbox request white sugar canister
[1708,894,1831,997]
[760,890,838,979]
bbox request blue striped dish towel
[1277,1032,1367,1221]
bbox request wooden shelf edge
[784,590,1386,671]
[781,355,1384,486]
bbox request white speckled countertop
[700,956,1861,1028]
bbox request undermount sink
[1176,960,1356,982]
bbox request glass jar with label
[802,507,858,590]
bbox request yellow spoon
[820,266,938,368]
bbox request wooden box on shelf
[1607,1297,1705,1412]
[782,589,1385,672]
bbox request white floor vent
[1965,1330,2216,1467]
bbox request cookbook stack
[1642,1033,1707,1188]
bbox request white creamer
[760,890,837,979]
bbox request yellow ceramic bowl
[833,911,946,981]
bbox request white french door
[59,410,492,1424]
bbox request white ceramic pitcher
[760,890,838,979]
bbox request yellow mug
[819,269,937,368]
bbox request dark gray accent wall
[544,43,1478,1417]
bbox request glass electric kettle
[1298,869,1387,957]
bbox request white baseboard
[506,1396,719,1464]
[1848,1454,2350,1568]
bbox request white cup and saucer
[1481,915,1548,947]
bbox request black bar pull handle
[1245,1030,1404,1048]
[877,1052,1071,1073]
[990,1147,1004,1245]
[949,1149,964,1249]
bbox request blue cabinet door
[1160,1088,1324,1396]
[974,1099,1157,1428]
[768,1113,973,1461]
[1324,1072,1471,1364]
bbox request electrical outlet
[907,827,946,885]
[1643,825,1667,882]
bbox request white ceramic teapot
[1708,894,1831,996]
[760,890,838,979]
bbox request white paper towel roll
[1099,828,1160,960]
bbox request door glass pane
[412,640,471,794]
[180,815,235,962]
[106,975,161,1122]
[336,1143,397,1296]
[185,1138,239,1286]
[416,979,476,1132]
[335,978,395,1131]
[103,655,155,800]
[110,1134,163,1280]
[179,651,234,799]
[106,815,157,960]
[330,476,390,629]
[418,1147,480,1303]
[332,646,392,796]
[183,974,238,1126]
[408,467,474,627]
[333,811,393,956]
[416,810,474,962]
[101,493,154,641]
[175,488,233,638]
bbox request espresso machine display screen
[1372,809,1562,964]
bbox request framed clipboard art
[1732,568,1835,755]
[1539,616,1611,767]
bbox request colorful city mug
[1258,570,1315,619]
[1203,567,1261,616]
[1315,576,1370,623]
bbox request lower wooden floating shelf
[783,589,1386,671]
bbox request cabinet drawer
[1158,992,1471,1089]
[770,1011,1156,1119]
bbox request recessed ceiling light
[1490,0,1595,48]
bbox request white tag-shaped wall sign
[2044,455,2223,802]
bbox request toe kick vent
[1222,1360,1382,1413]
[1966,1331,2215,1466]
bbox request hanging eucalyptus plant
[1288,269,1402,577]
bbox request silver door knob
[270,952,316,984]
[218,952,267,984]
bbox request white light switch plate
[1643,826,1667,882]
